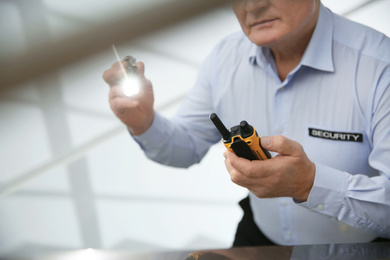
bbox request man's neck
[270,9,319,82]
[271,32,313,81]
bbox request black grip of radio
[231,137,258,160]
[210,113,260,161]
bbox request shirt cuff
[132,113,169,151]
[298,163,348,217]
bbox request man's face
[233,0,319,48]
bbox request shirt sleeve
[299,68,390,238]
[132,48,222,168]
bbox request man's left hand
[223,135,315,202]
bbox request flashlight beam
[112,44,129,80]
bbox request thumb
[136,61,146,79]
[136,62,154,94]
[261,135,303,157]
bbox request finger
[130,62,152,93]
[136,61,146,79]
[103,61,129,86]
[261,135,303,157]
[224,152,251,187]
[109,85,131,99]
[102,67,117,86]
[224,150,269,178]
[223,150,234,173]
[109,94,140,111]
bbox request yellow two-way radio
[210,113,272,161]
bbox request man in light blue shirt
[103,0,390,245]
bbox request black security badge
[308,128,363,142]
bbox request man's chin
[249,36,279,47]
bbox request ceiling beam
[0,0,230,89]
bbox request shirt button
[317,204,325,210]
[280,87,286,92]
[277,127,284,133]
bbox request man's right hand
[102,61,155,136]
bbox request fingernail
[261,137,271,147]
[223,151,228,159]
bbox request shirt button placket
[279,198,294,243]
[274,84,290,135]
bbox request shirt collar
[249,3,334,73]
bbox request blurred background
[0,0,389,258]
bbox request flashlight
[112,45,140,97]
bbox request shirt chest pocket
[303,126,372,175]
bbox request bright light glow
[83,248,100,260]
[120,75,140,97]
[63,248,100,260]
[112,45,140,97]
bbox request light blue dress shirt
[134,4,390,244]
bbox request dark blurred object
[185,252,231,260]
